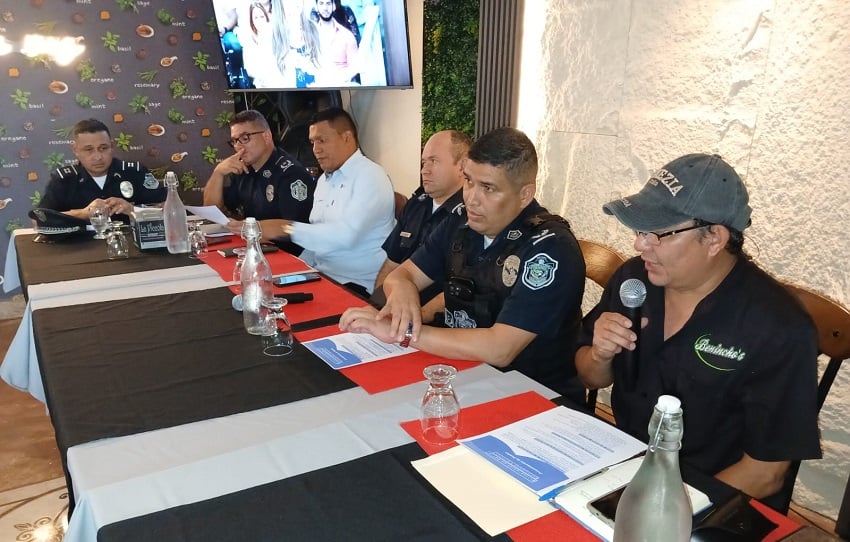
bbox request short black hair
[467,127,537,187]
[231,109,270,130]
[72,119,111,139]
[310,107,358,144]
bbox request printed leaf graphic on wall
[76,59,96,82]
[44,152,65,171]
[6,219,22,234]
[101,31,120,52]
[170,78,188,99]
[181,171,198,191]
[114,0,138,13]
[156,9,175,25]
[0,125,7,137]
[115,133,133,151]
[206,18,217,33]
[138,69,158,82]
[202,146,218,164]
[75,93,95,108]
[52,126,74,139]
[11,89,31,110]
[27,54,51,69]
[214,111,233,128]
[29,191,42,207]
[129,95,150,114]
[167,108,185,123]
[193,52,209,71]
[33,21,59,34]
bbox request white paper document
[459,406,645,500]
[185,205,230,226]
[302,332,417,370]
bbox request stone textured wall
[519,0,849,518]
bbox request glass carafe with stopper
[420,364,460,445]
[613,395,692,542]
[239,218,273,335]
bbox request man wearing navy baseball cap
[575,153,820,510]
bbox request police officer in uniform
[373,130,471,319]
[341,127,587,402]
[40,118,165,221]
[204,110,314,254]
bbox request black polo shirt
[579,257,822,475]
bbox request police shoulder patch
[143,173,160,190]
[290,179,308,201]
[521,253,558,290]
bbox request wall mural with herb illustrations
[0,0,237,295]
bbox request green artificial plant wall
[421,0,479,146]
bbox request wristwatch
[399,322,414,348]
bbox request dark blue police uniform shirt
[221,148,314,223]
[41,158,165,213]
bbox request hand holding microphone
[618,278,647,392]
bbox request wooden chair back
[578,240,627,410]
[775,282,850,513]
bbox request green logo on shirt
[693,334,747,371]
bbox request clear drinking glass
[105,222,130,259]
[89,204,109,240]
[188,222,208,259]
[260,297,292,356]
[420,364,460,444]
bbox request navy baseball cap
[603,153,752,232]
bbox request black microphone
[618,278,647,392]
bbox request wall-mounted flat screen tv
[211,0,413,91]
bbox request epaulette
[449,202,465,216]
[54,164,79,179]
[120,160,143,172]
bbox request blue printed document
[303,332,417,370]
[459,406,645,499]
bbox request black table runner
[32,286,357,513]
[97,442,510,542]
[15,233,201,296]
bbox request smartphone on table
[273,272,321,286]
[586,485,626,528]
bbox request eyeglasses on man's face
[227,130,264,148]
[634,220,715,246]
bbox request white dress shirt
[291,149,395,293]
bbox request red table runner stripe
[293,325,481,394]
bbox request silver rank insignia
[506,229,522,241]
[502,255,520,287]
[266,184,275,202]
[143,173,160,190]
[120,180,134,198]
[521,253,558,290]
[262,169,272,178]
[291,179,308,201]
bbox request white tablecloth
[2,227,34,293]
[63,366,557,542]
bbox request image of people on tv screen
[212,0,412,90]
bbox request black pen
[274,292,314,304]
